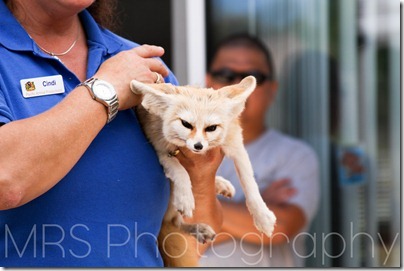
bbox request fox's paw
[215,176,236,198]
[172,186,195,218]
[186,223,216,244]
[253,209,277,237]
[129,80,144,95]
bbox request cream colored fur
[130,76,276,267]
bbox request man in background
[200,33,320,267]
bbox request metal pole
[358,0,378,266]
[338,0,361,267]
[172,0,207,85]
[388,0,400,267]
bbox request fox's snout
[194,142,203,151]
[186,140,208,153]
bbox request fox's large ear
[218,76,257,116]
[219,75,256,101]
[130,80,175,115]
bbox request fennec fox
[130,76,276,267]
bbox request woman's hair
[5,0,119,30]
[87,0,120,30]
[209,33,276,80]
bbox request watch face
[93,81,116,100]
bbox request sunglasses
[210,68,273,85]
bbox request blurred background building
[116,0,400,267]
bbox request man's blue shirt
[0,1,174,267]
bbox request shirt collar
[0,0,122,55]
[0,0,34,52]
[79,9,122,55]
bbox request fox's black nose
[194,142,203,150]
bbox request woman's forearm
[190,176,223,230]
[185,174,223,256]
[178,147,224,256]
[0,86,107,210]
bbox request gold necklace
[28,25,80,57]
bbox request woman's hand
[174,146,225,255]
[175,146,224,186]
[175,146,225,225]
[94,44,169,110]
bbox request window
[205,0,400,267]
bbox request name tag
[20,75,65,98]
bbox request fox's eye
[205,125,217,132]
[181,120,193,129]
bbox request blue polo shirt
[0,1,174,267]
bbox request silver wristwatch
[80,78,119,123]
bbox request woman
[0,0,222,267]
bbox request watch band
[106,96,119,124]
[79,78,119,124]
